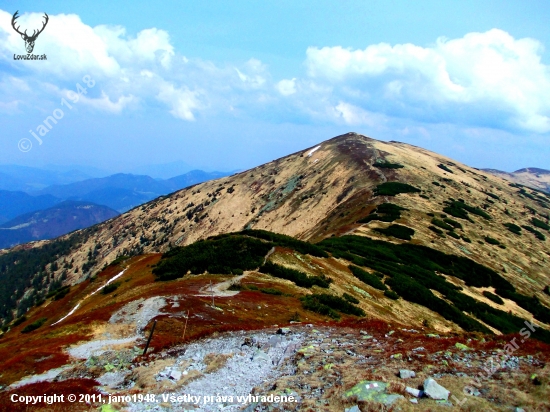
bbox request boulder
[423,378,450,400]
[169,369,182,381]
[405,387,422,398]
[344,406,360,412]
[345,381,405,406]
[399,369,416,379]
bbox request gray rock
[424,378,450,400]
[268,336,282,347]
[409,398,418,404]
[345,406,361,412]
[400,369,416,379]
[464,386,481,396]
[277,327,291,335]
[252,349,270,362]
[169,369,182,381]
[405,386,422,397]
[514,408,526,412]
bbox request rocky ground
[15,323,542,412]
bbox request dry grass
[203,352,233,373]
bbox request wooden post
[143,320,157,356]
[210,280,214,307]
[182,310,189,341]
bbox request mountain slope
[1,132,549,411]
[4,133,550,306]
[0,201,118,250]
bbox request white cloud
[0,9,214,121]
[331,102,386,126]
[78,91,137,113]
[2,9,549,136]
[276,78,296,96]
[305,29,550,133]
[157,83,202,121]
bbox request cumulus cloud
[305,29,550,133]
[156,83,202,121]
[331,102,387,127]
[1,8,549,137]
[0,9,262,121]
[276,78,296,96]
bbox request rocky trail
[11,321,544,412]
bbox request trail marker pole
[210,280,214,307]
[143,319,157,356]
[182,310,189,341]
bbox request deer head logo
[11,10,49,54]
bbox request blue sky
[0,1,549,174]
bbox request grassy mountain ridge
[1,133,550,411]
[1,132,549,336]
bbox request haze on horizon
[0,0,549,175]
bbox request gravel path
[128,329,304,412]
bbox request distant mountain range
[32,170,231,212]
[482,167,550,193]
[0,201,119,250]
[0,165,98,192]
[0,168,232,249]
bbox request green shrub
[240,229,329,257]
[461,236,472,243]
[373,161,404,169]
[153,235,272,280]
[300,296,340,319]
[522,226,546,241]
[485,236,501,245]
[443,218,463,230]
[431,218,454,231]
[374,182,421,196]
[483,291,504,305]
[260,261,331,288]
[384,290,399,300]
[102,282,121,295]
[438,164,454,173]
[532,218,550,231]
[504,223,522,235]
[428,226,444,236]
[496,289,550,325]
[228,283,242,291]
[319,235,550,343]
[53,287,70,301]
[108,255,131,267]
[448,231,460,239]
[12,316,27,327]
[385,273,490,333]
[349,265,387,290]
[301,293,365,318]
[443,200,491,221]
[486,192,501,200]
[358,203,407,224]
[260,288,283,295]
[432,181,441,187]
[21,318,47,334]
[46,285,70,299]
[374,224,415,240]
[544,286,550,296]
[342,293,359,304]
